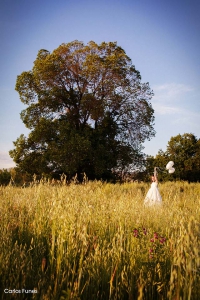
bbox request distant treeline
[2,131,200,186]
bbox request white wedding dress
[144,182,162,206]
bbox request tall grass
[0,180,200,299]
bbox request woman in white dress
[144,170,162,206]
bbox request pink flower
[143,228,147,235]
[159,237,166,244]
[154,232,159,239]
[133,229,139,237]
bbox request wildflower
[159,237,166,244]
[154,232,159,239]
[150,238,154,242]
[133,228,139,237]
[143,228,147,235]
[149,248,154,259]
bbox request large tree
[10,41,155,180]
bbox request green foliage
[0,169,11,185]
[144,133,200,182]
[10,41,155,179]
[166,133,200,181]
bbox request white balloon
[168,167,175,174]
[166,161,174,170]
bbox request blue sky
[0,0,200,168]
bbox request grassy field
[0,179,200,299]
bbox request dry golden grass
[0,180,200,299]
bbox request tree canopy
[145,133,200,182]
[166,133,200,181]
[10,41,155,180]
